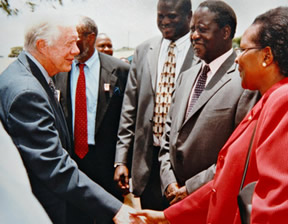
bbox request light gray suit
[159,52,259,194]
[115,36,198,207]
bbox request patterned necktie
[48,80,59,102]
[153,42,176,140]
[74,63,88,159]
[186,65,210,119]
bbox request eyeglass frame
[234,46,262,56]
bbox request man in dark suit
[0,13,134,224]
[54,16,130,224]
[114,0,198,210]
[159,0,259,205]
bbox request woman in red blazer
[133,6,288,224]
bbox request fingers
[114,165,130,193]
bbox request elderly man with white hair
[0,12,135,224]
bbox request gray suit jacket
[159,52,259,194]
[0,52,122,223]
[115,36,198,196]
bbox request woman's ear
[262,46,274,66]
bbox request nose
[161,16,170,25]
[235,54,240,64]
[191,29,200,40]
[72,43,80,56]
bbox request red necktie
[74,63,88,159]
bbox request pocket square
[113,87,121,95]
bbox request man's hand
[113,204,138,224]
[114,165,130,195]
[170,186,188,205]
[130,209,170,224]
[165,182,179,202]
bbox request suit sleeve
[251,88,288,223]
[159,89,178,194]
[5,90,122,219]
[115,50,138,164]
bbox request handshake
[113,204,169,224]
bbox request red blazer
[164,78,288,224]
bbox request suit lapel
[178,45,198,77]
[24,54,71,149]
[184,53,237,123]
[176,63,202,130]
[147,38,162,95]
[95,53,118,134]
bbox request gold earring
[262,62,267,67]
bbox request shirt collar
[203,48,233,75]
[162,32,190,51]
[25,51,51,84]
[74,49,99,69]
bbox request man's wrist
[114,162,125,168]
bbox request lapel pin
[104,83,110,92]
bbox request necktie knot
[78,63,85,71]
[169,42,176,49]
[201,65,210,78]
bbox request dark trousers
[140,146,169,210]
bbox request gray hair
[24,12,77,52]
[77,16,98,44]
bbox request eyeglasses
[235,47,262,56]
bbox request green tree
[0,0,63,16]
[8,46,23,57]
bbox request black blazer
[54,52,130,201]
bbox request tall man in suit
[0,13,135,224]
[159,0,259,205]
[114,0,198,210]
[54,16,130,224]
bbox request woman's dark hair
[253,7,288,77]
[199,0,237,39]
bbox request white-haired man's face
[43,26,80,76]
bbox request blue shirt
[70,50,100,145]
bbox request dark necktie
[74,63,88,159]
[186,65,210,119]
[153,42,176,140]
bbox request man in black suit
[0,13,134,224]
[54,16,130,224]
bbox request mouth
[192,42,203,55]
[160,24,173,32]
[66,59,74,65]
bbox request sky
[0,0,288,59]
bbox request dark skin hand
[165,183,188,205]
[114,165,130,195]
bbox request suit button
[212,188,216,193]
[219,155,224,161]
